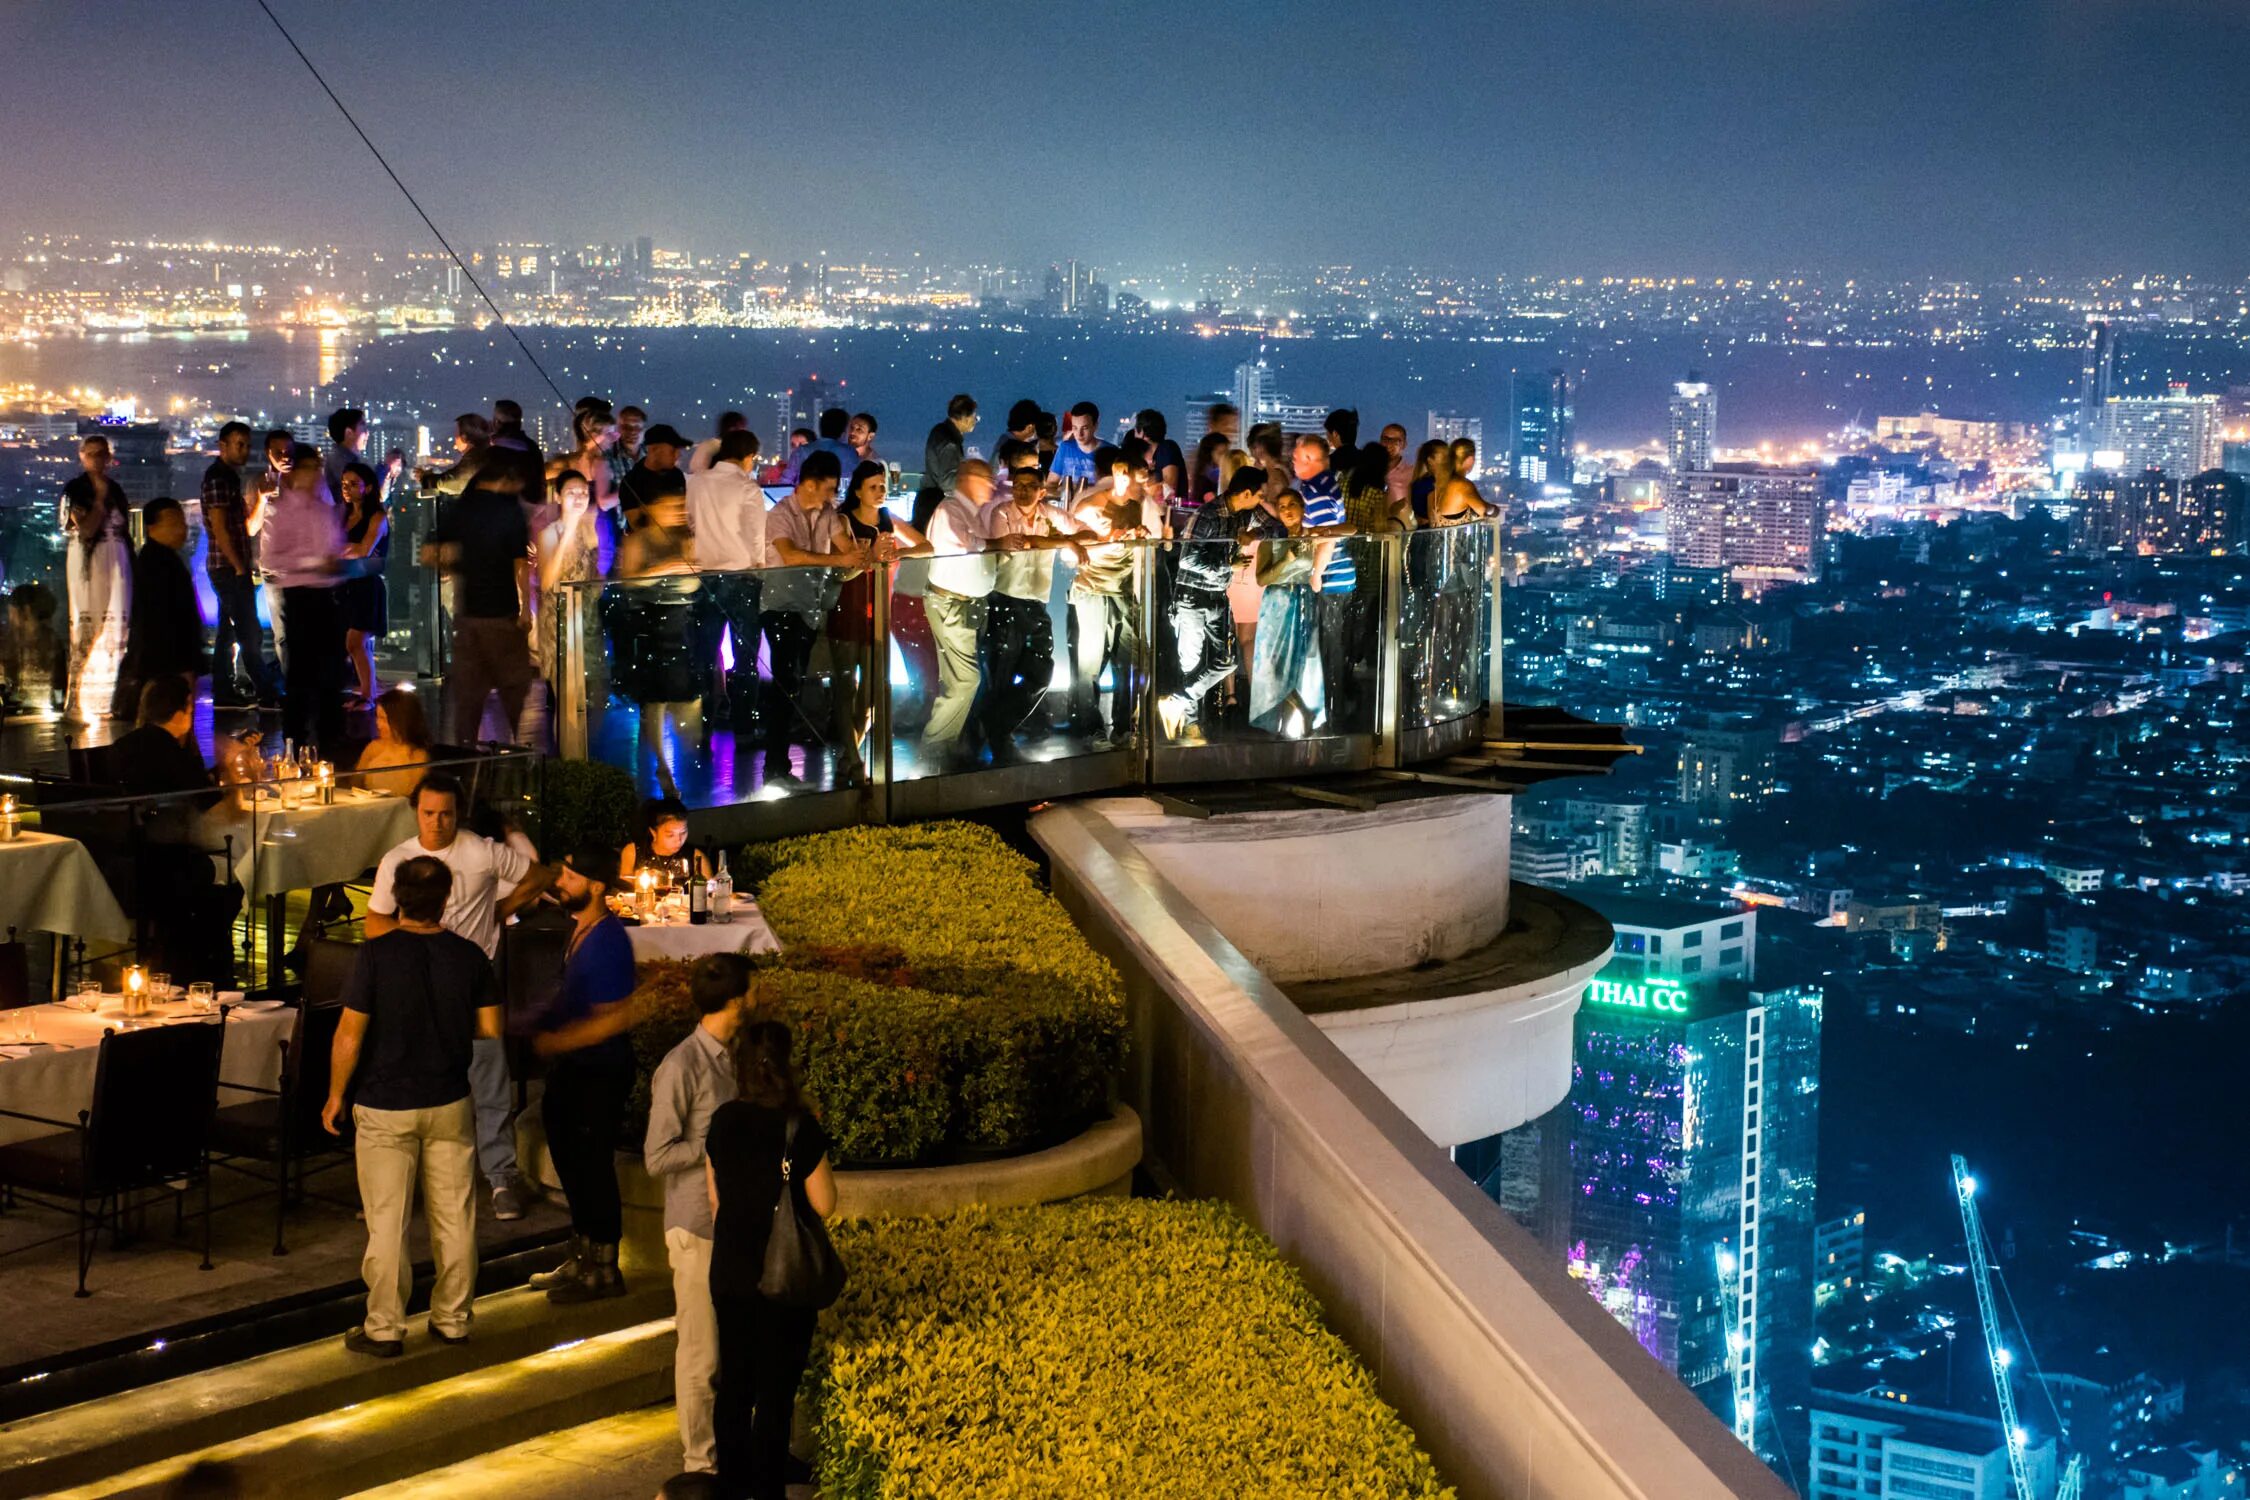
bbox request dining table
[0,831,135,945]
[622,898,782,963]
[199,786,418,901]
[0,995,296,1147]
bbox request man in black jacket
[110,676,237,983]
[911,393,978,531]
[116,497,207,718]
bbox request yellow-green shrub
[629,961,952,1165]
[747,823,1125,1150]
[815,1200,1455,1499]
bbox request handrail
[549,518,1505,825]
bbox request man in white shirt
[1068,459,1165,746]
[686,430,767,722]
[921,458,997,766]
[685,411,748,476]
[979,458,1087,763]
[365,772,557,1219]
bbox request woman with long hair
[827,461,928,787]
[1408,439,1455,526]
[337,461,390,707]
[354,686,432,798]
[1249,490,1326,736]
[705,1020,836,1498]
[617,794,711,885]
[535,468,605,702]
[59,434,133,724]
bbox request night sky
[5,0,2248,277]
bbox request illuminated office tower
[1669,376,1717,475]
[2091,385,2220,478]
[1678,716,1780,823]
[1465,895,1819,1473]
[2078,319,2118,445]
[2069,468,2247,555]
[1666,467,1826,587]
[1509,367,1574,493]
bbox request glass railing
[554,516,1504,814]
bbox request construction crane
[1950,1155,2086,1500]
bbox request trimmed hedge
[816,1201,1455,1499]
[627,821,1125,1162]
[751,823,1124,1152]
[630,962,952,1166]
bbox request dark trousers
[759,611,819,759]
[541,1057,632,1243]
[450,616,535,745]
[700,574,764,723]
[980,593,1053,753]
[714,1290,818,1500]
[209,570,273,700]
[1317,588,1371,730]
[1167,592,1235,725]
[280,585,346,758]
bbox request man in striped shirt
[1292,434,1366,728]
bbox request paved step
[344,1405,683,1499]
[0,1283,673,1500]
[40,1316,676,1500]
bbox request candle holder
[636,869,657,921]
[0,793,18,843]
[123,965,147,1018]
[316,761,335,805]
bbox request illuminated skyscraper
[1666,467,1827,586]
[2078,319,2118,446]
[1669,376,1717,475]
[2090,385,2221,478]
[1509,368,1574,494]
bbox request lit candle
[0,792,16,841]
[124,965,145,1015]
[316,761,335,804]
[637,868,656,918]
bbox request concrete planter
[522,1105,1143,1276]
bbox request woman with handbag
[704,1020,839,1500]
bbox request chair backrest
[85,1019,226,1191]
[0,928,30,1010]
[283,1001,347,1146]
[302,937,365,1009]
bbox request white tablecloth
[200,790,417,899]
[625,900,781,963]
[0,833,134,943]
[0,998,294,1146]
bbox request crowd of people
[315,768,827,1498]
[9,390,1496,795]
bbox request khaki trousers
[920,590,986,751]
[667,1226,720,1473]
[354,1097,479,1341]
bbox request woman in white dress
[59,434,133,723]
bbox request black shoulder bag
[758,1113,846,1309]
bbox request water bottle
[711,852,734,925]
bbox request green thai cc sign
[1584,976,1691,1015]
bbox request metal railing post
[1136,539,1161,788]
[1486,516,1506,742]
[870,569,893,824]
[558,587,588,761]
[1375,532,1404,768]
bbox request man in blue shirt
[529,843,641,1302]
[1050,400,1117,503]
[806,407,859,484]
[1293,434,1366,727]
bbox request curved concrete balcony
[1084,793,1607,1144]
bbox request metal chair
[210,1001,353,1256]
[0,1015,227,1296]
[300,936,365,1009]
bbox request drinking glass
[151,972,173,1004]
[73,978,101,1011]
[11,1011,34,1044]
[188,983,216,1015]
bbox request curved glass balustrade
[554,517,1502,820]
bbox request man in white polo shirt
[365,771,557,1220]
[685,429,768,725]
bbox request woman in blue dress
[1249,491,1326,737]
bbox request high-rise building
[1554,967,1820,1465]
[2091,386,2221,478]
[1669,376,1717,475]
[2069,468,2246,555]
[80,419,171,505]
[1509,368,1574,494]
[633,236,654,276]
[1678,717,1780,823]
[1814,1209,1865,1304]
[2078,319,2119,446]
[1667,467,1827,586]
[1428,410,1485,461]
[1811,1392,2058,1500]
